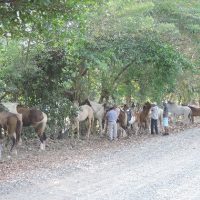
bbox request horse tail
[15,117,22,144]
[188,109,192,123]
[39,112,48,134]
[91,115,94,134]
[124,112,128,128]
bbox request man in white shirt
[151,102,159,134]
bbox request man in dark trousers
[151,102,159,134]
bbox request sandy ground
[0,122,200,200]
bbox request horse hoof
[40,143,45,151]
[18,138,22,146]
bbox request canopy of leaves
[0,0,199,136]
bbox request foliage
[0,0,199,137]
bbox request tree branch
[112,60,135,86]
[0,92,8,102]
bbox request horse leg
[87,118,91,140]
[183,114,189,125]
[35,125,47,150]
[10,134,17,153]
[77,121,80,140]
[103,119,108,136]
[136,123,141,135]
[99,119,103,137]
[188,112,192,124]
[39,132,47,150]
[0,143,2,160]
[8,130,18,156]
[0,127,3,139]
[191,115,194,123]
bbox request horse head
[80,98,91,107]
[143,102,151,110]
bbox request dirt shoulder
[0,120,200,183]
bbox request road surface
[1,128,200,200]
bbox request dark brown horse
[117,108,128,130]
[0,111,22,154]
[188,105,200,123]
[17,105,48,150]
[135,102,152,134]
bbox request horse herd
[0,100,200,159]
[71,100,200,139]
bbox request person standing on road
[162,102,169,136]
[151,102,159,134]
[106,105,118,141]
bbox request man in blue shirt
[106,105,118,141]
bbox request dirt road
[1,127,200,200]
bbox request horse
[121,104,137,133]
[82,99,106,136]
[166,101,191,124]
[188,105,200,123]
[0,111,22,157]
[134,102,152,135]
[0,102,23,139]
[71,103,94,140]
[2,103,47,150]
[116,107,128,130]
[16,105,48,150]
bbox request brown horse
[188,105,200,123]
[117,108,128,130]
[17,105,48,150]
[135,102,151,134]
[0,111,22,155]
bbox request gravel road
[0,127,200,200]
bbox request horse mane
[167,100,174,104]
[0,103,9,112]
[80,98,92,107]
[143,102,151,110]
[17,104,29,108]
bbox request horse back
[77,105,94,121]
[17,106,43,126]
[29,109,44,124]
[17,106,31,126]
[189,106,200,116]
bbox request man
[151,102,159,134]
[106,105,118,141]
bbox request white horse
[83,99,106,136]
[166,102,191,124]
[72,103,94,140]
